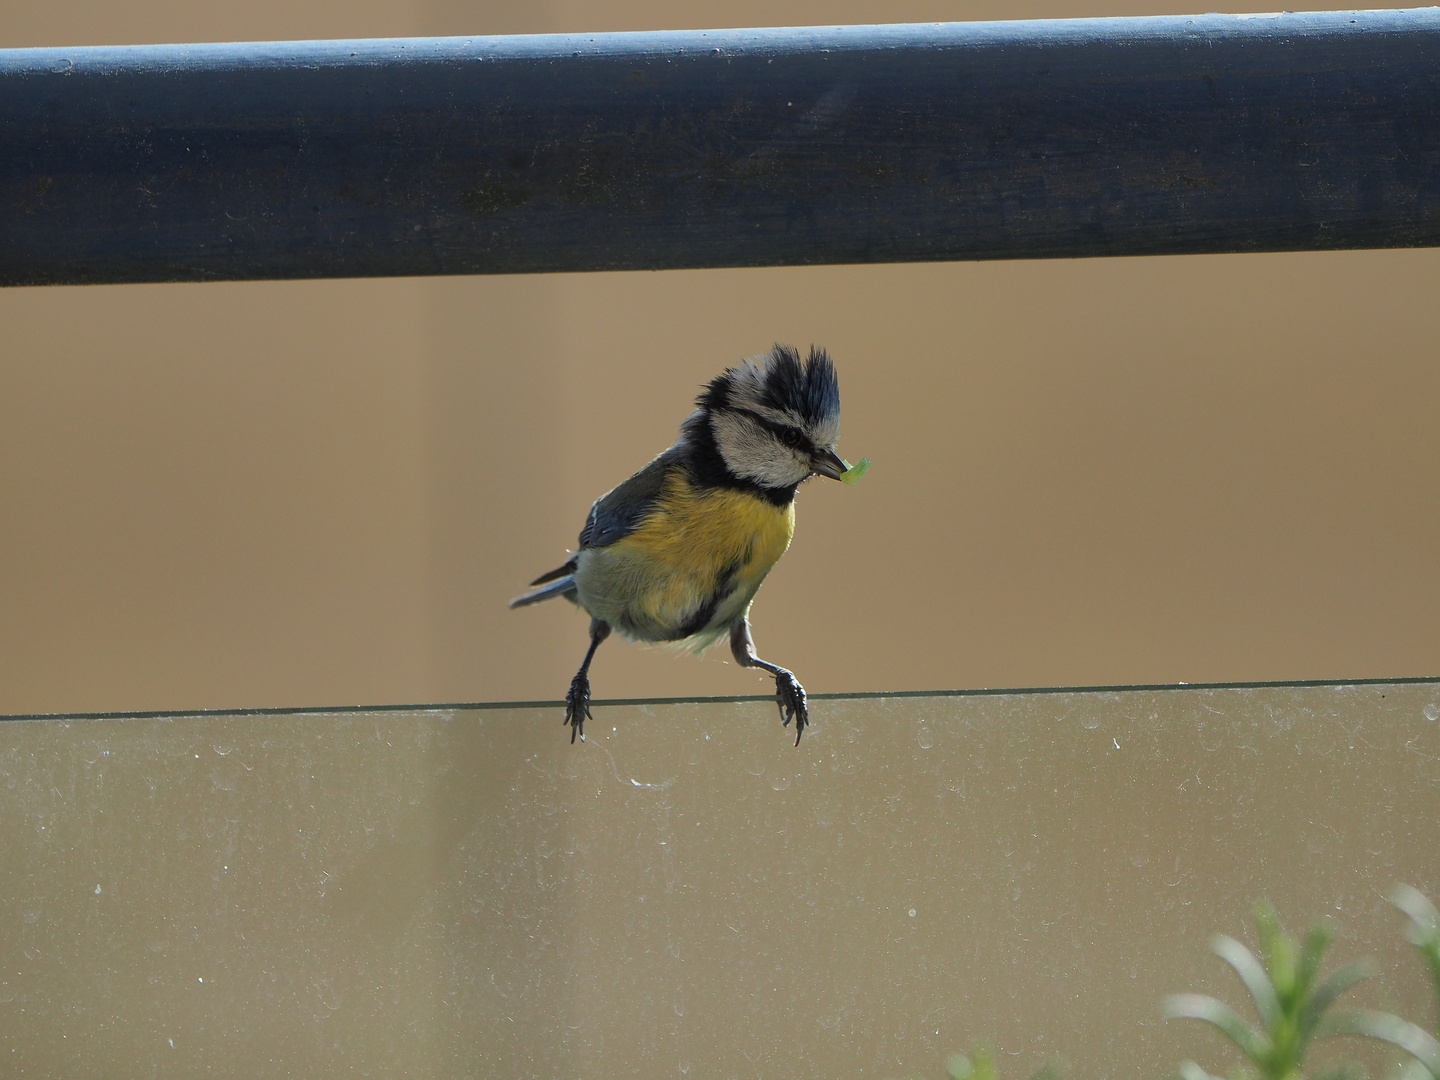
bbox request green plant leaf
[1390,886,1440,937]
[1391,1058,1439,1080]
[1320,1009,1440,1079]
[948,1043,998,1080]
[1165,994,1271,1062]
[1391,885,1440,1019]
[1177,1060,1227,1080]
[1255,903,1304,1007]
[1298,925,1334,998]
[1299,959,1380,1043]
[1213,935,1283,1031]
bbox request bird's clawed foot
[773,668,808,745]
[565,673,592,743]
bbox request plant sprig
[1325,886,1440,1080]
[923,888,1440,1080]
[943,1042,1059,1080]
[1163,902,1378,1080]
[1392,885,1440,1029]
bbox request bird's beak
[810,447,848,481]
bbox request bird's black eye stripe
[747,414,809,450]
[734,408,813,452]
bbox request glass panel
[3,681,1437,1077]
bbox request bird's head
[697,344,845,490]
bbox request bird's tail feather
[509,576,577,609]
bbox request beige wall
[3,1,1439,716]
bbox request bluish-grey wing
[579,451,676,549]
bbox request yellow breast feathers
[580,472,795,645]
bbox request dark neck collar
[679,411,798,508]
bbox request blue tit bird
[510,343,849,745]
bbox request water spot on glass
[1425,705,1438,722]
[673,990,685,1016]
[1081,715,1101,730]
[148,939,168,953]
[212,745,234,756]
[93,884,102,895]
[917,725,934,749]
[679,1061,691,1075]
[908,908,916,918]
[168,1039,174,1049]
[770,774,791,791]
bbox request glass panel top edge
[5,675,1438,723]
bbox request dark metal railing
[4,9,1440,286]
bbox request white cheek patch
[711,412,812,488]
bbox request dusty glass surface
[2,682,1438,1078]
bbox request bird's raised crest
[703,344,841,448]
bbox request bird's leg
[729,619,808,745]
[565,618,611,743]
